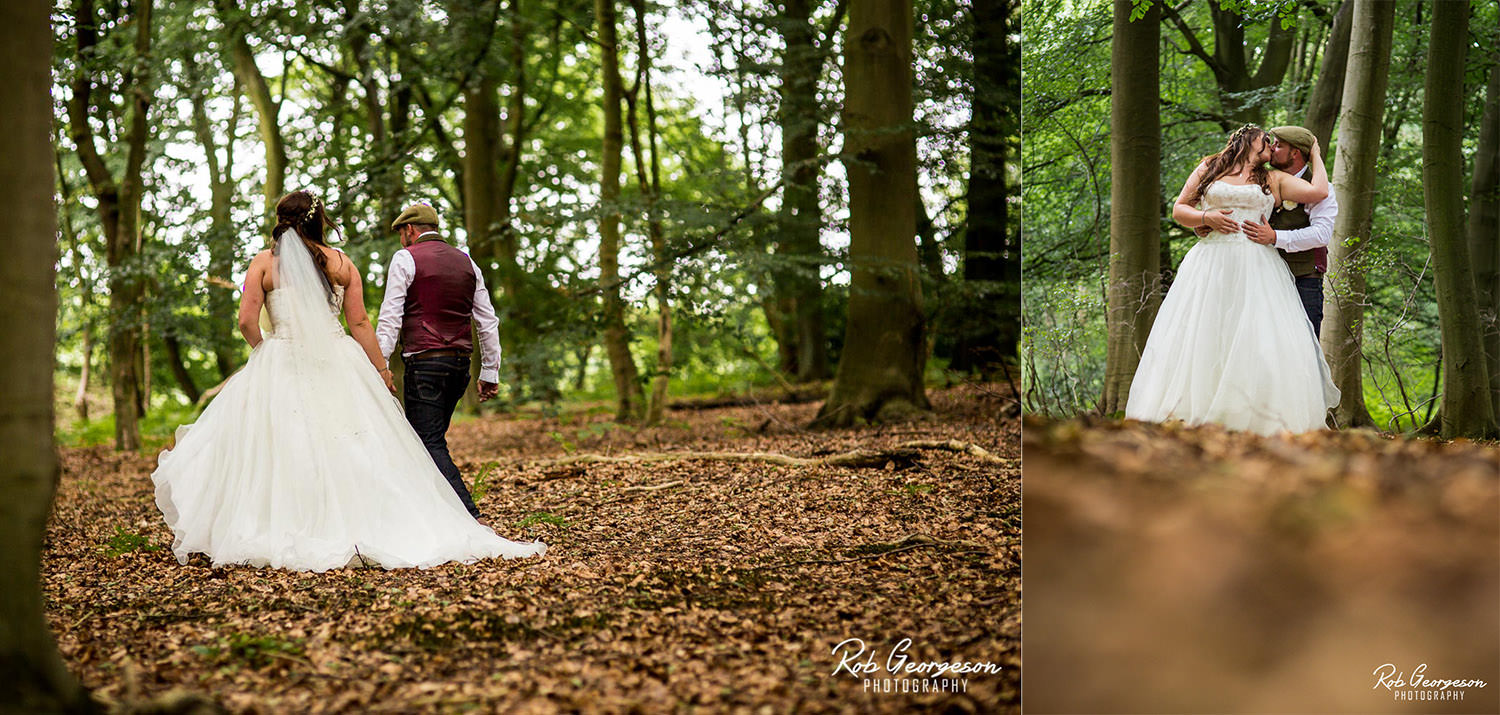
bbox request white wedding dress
[151,229,546,571]
[1125,180,1341,435]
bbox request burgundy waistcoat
[402,239,477,353]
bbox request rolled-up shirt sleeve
[376,250,414,361]
[1275,185,1339,254]
[470,259,502,384]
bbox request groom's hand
[1244,221,1277,246]
[478,380,499,402]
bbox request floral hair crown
[304,195,324,223]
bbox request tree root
[892,439,1010,465]
[529,440,1009,477]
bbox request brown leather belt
[407,348,470,361]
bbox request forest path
[44,384,1017,713]
[1024,415,1499,714]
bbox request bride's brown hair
[273,190,344,294]
[1188,124,1272,206]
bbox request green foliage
[101,526,164,558]
[192,631,306,670]
[470,461,499,503]
[57,399,202,452]
[516,512,569,529]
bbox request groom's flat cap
[391,203,440,230]
[1270,126,1316,158]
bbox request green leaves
[101,526,163,557]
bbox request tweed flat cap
[1269,125,1316,158]
[391,203,440,230]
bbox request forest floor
[42,383,1019,714]
[1023,415,1499,714]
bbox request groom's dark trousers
[1272,202,1325,338]
[404,352,481,518]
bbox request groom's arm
[1274,188,1339,253]
[468,258,502,386]
[375,249,415,361]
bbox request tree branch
[1161,1,1223,80]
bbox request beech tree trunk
[776,0,829,383]
[1424,1,1496,438]
[952,0,1018,377]
[812,0,929,427]
[67,0,154,451]
[1100,0,1160,416]
[0,1,94,708]
[1303,0,1352,148]
[1468,62,1500,423]
[596,0,644,421]
[1322,0,1394,429]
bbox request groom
[375,202,502,519]
[1245,125,1340,337]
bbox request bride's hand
[1203,208,1241,234]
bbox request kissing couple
[151,191,547,571]
[1125,124,1342,436]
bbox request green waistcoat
[1271,202,1318,278]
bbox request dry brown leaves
[43,384,1018,713]
[1023,414,1500,714]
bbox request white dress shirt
[1274,165,1339,253]
[375,235,502,384]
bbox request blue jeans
[1295,275,1324,339]
[403,355,480,517]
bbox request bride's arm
[338,254,389,377]
[1275,138,1329,204]
[237,252,269,348]
[1172,161,1240,233]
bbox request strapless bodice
[265,284,346,339]
[1199,180,1275,245]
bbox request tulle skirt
[151,333,546,571]
[1125,237,1341,436]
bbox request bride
[151,191,546,571]
[1125,125,1341,435]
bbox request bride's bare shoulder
[323,246,356,286]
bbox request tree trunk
[812,0,928,427]
[626,0,673,425]
[67,0,153,451]
[0,1,94,708]
[217,0,284,228]
[1322,0,1394,429]
[1100,0,1160,416]
[161,335,202,405]
[952,0,1017,377]
[191,79,242,379]
[75,323,93,422]
[1424,1,1496,438]
[57,146,95,422]
[777,0,829,383]
[1468,62,1500,424]
[596,0,644,421]
[1303,0,1352,148]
